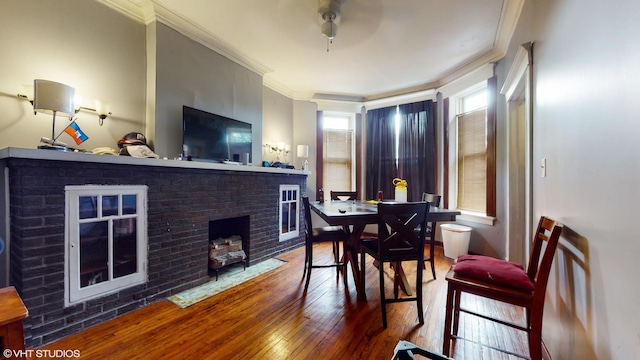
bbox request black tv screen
[182,106,252,163]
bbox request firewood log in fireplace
[209,235,246,269]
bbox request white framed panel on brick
[65,185,148,306]
[278,185,300,242]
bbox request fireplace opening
[208,215,250,278]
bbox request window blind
[323,128,353,194]
[457,108,487,212]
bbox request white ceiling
[102,0,522,101]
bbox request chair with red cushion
[442,216,563,360]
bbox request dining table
[310,199,461,301]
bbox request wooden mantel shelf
[0,147,310,176]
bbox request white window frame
[65,185,148,306]
[447,81,496,226]
[279,184,300,241]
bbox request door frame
[501,42,534,264]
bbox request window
[322,113,355,195]
[457,96,487,212]
[279,185,300,241]
[364,101,437,201]
[65,185,148,306]
[448,77,496,223]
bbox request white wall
[262,87,294,164]
[0,0,146,151]
[497,0,640,358]
[293,100,319,198]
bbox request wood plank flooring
[31,244,529,359]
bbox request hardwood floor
[32,244,529,359]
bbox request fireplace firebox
[208,216,250,279]
[210,216,250,257]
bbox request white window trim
[457,210,496,226]
[279,185,300,241]
[65,185,148,306]
[447,81,496,226]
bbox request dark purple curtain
[397,101,436,201]
[365,107,397,200]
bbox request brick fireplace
[0,149,307,347]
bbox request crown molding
[437,48,500,87]
[436,63,495,99]
[494,0,525,52]
[263,77,296,100]
[312,98,364,113]
[434,0,522,92]
[97,0,154,24]
[100,0,272,77]
[152,2,272,77]
[501,42,533,99]
[363,89,437,111]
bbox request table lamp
[33,79,75,148]
[297,144,309,171]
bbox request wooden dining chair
[301,196,348,291]
[330,191,358,201]
[442,216,563,360]
[360,201,431,328]
[421,192,441,280]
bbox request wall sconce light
[18,81,112,126]
[74,98,111,126]
[296,144,309,171]
[94,100,111,124]
[17,83,34,105]
[264,142,290,161]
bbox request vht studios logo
[3,349,81,358]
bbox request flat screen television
[182,106,252,163]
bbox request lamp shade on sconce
[296,145,309,158]
[33,79,75,118]
[94,100,111,116]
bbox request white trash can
[440,224,472,259]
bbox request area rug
[168,258,287,308]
